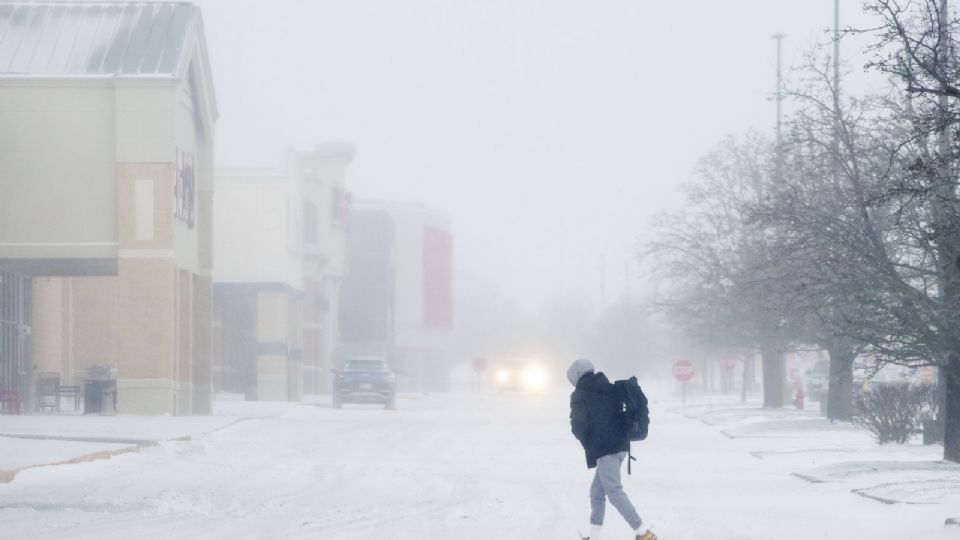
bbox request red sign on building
[423,226,453,328]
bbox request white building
[213,144,354,400]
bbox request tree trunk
[761,338,785,408]
[929,0,960,462]
[945,353,960,462]
[826,345,855,422]
[741,355,751,403]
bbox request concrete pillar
[300,273,322,395]
[115,258,176,415]
[256,290,290,401]
[192,274,213,413]
[286,295,303,402]
[30,278,67,379]
[192,190,214,414]
[175,268,194,414]
[319,278,339,394]
[114,164,178,415]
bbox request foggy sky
[196,0,876,312]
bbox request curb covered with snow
[0,409,256,484]
[0,436,139,484]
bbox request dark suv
[332,357,397,409]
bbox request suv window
[345,359,387,371]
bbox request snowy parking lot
[1,392,958,540]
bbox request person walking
[568,358,656,540]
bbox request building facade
[339,202,454,392]
[0,2,218,414]
[213,144,354,400]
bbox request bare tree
[755,0,960,458]
[647,134,793,408]
[747,52,883,422]
[647,2,960,454]
[859,0,960,462]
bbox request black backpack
[615,376,649,441]
[614,376,649,474]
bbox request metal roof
[0,2,195,76]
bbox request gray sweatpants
[590,452,642,530]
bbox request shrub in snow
[853,383,936,444]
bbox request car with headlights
[332,357,396,409]
[493,360,548,394]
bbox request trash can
[83,380,105,414]
[100,383,117,416]
[83,366,116,415]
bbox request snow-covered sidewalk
[0,398,296,484]
[676,396,960,508]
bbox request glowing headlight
[523,367,546,390]
[495,370,509,383]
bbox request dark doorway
[0,268,31,411]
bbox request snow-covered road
[0,393,956,540]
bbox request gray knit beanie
[566,358,595,386]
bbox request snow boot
[635,531,657,540]
[579,524,602,539]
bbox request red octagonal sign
[673,360,696,382]
[472,357,488,374]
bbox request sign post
[720,357,738,394]
[673,360,696,406]
[472,358,487,393]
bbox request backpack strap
[627,445,637,475]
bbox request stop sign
[673,360,696,382]
[472,357,487,374]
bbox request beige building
[0,2,218,414]
[213,144,354,400]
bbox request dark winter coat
[569,371,629,468]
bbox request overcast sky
[196,0,877,312]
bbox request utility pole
[773,33,786,185]
[832,0,841,187]
[937,1,951,180]
[759,32,788,408]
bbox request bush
[853,383,936,444]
